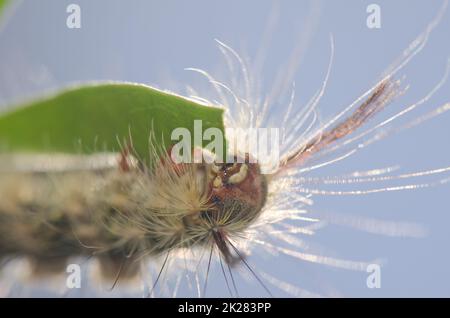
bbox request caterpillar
[1,1,450,297]
[0,78,400,291]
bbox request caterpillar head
[206,155,267,225]
[200,155,268,264]
[162,147,268,264]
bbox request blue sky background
[0,0,450,297]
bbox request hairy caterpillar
[1,1,450,297]
[0,77,401,294]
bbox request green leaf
[0,83,225,164]
[0,0,9,17]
